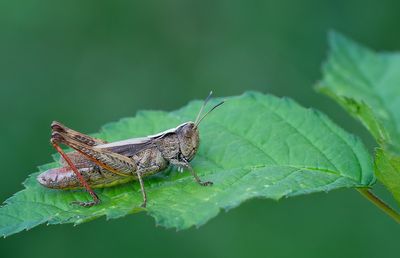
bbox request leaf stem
[357,188,400,224]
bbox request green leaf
[375,149,400,200]
[0,92,374,237]
[316,32,400,204]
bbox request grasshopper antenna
[195,99,225,127]
[195,91,213,125]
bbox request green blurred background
[0,0,399,257]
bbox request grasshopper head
[176,122,199,161]
[177,91,224,161]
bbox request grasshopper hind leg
[50,121,105,206]
[52,130,144,208]
[51,121,107,147]
[51,136,101,207]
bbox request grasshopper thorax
[176,122,199,161]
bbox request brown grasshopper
[37,92,224,208]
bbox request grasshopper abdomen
[37,164,134,189]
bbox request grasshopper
[37,92,224,208]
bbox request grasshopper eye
[180,123,195,138]
[183,127,192,138]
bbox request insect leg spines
[51,131,137,176]
[51,121,107,146]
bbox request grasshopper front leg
[170,158,213,186]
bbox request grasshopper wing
[95,137,155,156]
[94,124,183,156]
